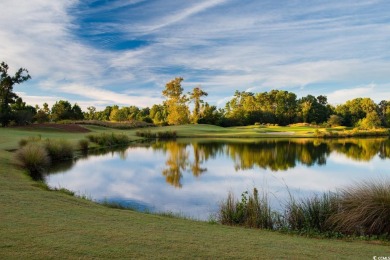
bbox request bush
[44,139,74,160]
[14,143,50,179]
[329,179,390,236]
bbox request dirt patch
[13,123,91,133]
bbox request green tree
[85,106,97,120]
[51,100,84,121]
[150,104,168,125]
[327,114,343,127]
[162,77,190,125]
[378,100,390,127]
[35,103,50,123]
[71,103,84,120]
[0,62,31,126]
[358,111,382,129]
[189,86,208,124]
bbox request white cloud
[1,0,390,109]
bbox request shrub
[329,179,390,236]
[44,139,74,160]
[14,143,50,179]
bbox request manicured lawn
[1,125,389,258]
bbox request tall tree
[162,77,190,125]
[189,86,208,124]
[0,62,31,126]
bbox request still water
[46,138,390,220]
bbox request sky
[1,0,390,110]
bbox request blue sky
[1,0,390,110]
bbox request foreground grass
[1,125,390,258]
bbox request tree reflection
[160,142,189,188]
[47,137,390,188]
[190,142,207,177]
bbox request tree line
[1,62,389,129]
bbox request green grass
[1,125,390,258]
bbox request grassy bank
[1,125,390,258]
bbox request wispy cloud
[1,0,390,109]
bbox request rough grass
[44,139,74,160]
[330,179,390,236]
[87,132,131,147]
[13,143,50,180]
[220,182,390,238]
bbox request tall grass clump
[18,135,42,147]
[78,139,89,153]
[44,139,74,161]
[136,130,177,139]
[329,179,390,237]
[87,133,130,147]
[14,143,50,180]
[219,188,276,229]
[284,192,340,233]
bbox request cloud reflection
[46,138,390,220]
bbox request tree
[0,62,31,126]
[85,106,97,120]
[51,100,84,121]
[150,104,168,125]
[327,114,343,127]
[10,97,36,125]
[71,103,84,120]
[189,86,208,124]
[35,103,50,123]
[358,111,382,129]
[162,77,190,125]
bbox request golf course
[1,123,389,259]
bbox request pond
[46,138,390,220]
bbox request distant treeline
[1,61,389,129]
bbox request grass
[1,125,390,258]
[44,139,74,160]
[13,143,50,180]
[330,179,390,236]
[219,181,390,239]
[87,132,131,147]
[136,129,177,139]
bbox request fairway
[1,125,389,258]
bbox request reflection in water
[46,138,390,219]
[144,138,389,187]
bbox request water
[46,138,390,220]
